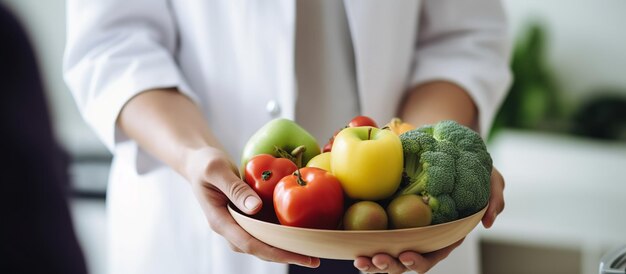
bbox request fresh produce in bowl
[240,118,321,172]
[395,120,492,224]
[305,152,331,171]
[322,115,378,152]
[273,167,344,229]
[244,154,298,222]
[384,117,415,135]
[236,117,493,258]
[331,126,403,200]
[244,154,298,204]
[347,115,378,128]
[386,194,432,229]
[342,201,388,230]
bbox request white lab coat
[64,1,511,273]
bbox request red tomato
[324,116,378,152]
[322,142,333,153]
[348,115,378,128]
[244,154,298,204]
[322,131,340,153]
[274,167,344,229]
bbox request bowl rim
[228,203,488,234]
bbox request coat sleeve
[63,0,200,152]
[410,0,512,137]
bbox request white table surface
[478,130,626,273]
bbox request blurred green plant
[571,92,626,140]
[490,21,563,139]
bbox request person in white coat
[64,0,510,273]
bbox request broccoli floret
[397,120,492,224]
[427,195,458,225]
[400,150,455,196]
[454,153,492,217]
[434,121,491,159]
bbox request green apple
[241,118,321,174]
[331,126,403,200]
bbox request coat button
[266,100,281,116]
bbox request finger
[399,238,464,273]
[204,159,263,215]
[372,253,408,274]
[228,242,243,253]
[353,257,372,272]
[354,256,404,274]
[482,167,505,228]
[207,205,319,268]
[193,184,318,267]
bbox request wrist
[400,81,478,130]
[180,146,237,185]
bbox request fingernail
[294,257,315,268]
[356,266,368,271]
[377,263,388,270]
[401,260,414,266]
[244,196,261,210]
[295,262,313,268]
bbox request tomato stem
[261,170,272,181]
[294,169,307,186]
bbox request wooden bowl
[228,204,487,260]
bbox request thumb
[213,170,263,215]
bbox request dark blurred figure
[0,4,88,274]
